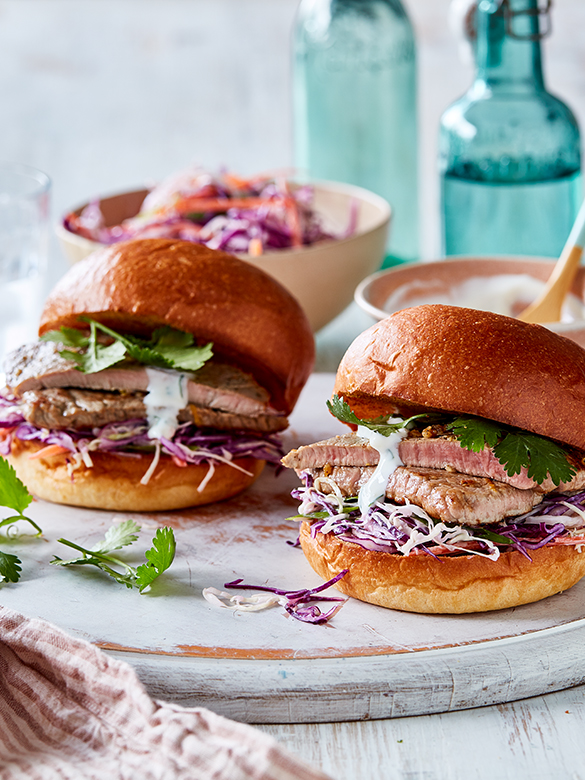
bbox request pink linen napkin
[0,606,331,780]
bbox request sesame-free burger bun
[8,439,265,512]
[299,521,585,614]
[39,238,315,414]
[334,304,585,450]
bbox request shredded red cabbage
[0,395,283,467]
[292,473,585,562]
[224,570,348,625]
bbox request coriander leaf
[446,416,503,452]
[93,519,141,554]
[135,527,176,592]
[154,338,213,372]
[326,394,437,437]
[66,339,127,373]
[40,327,89,348]
[494,432,576,486]
[0,551,22,583]
[0,457,32,515]
[447,415,576,487]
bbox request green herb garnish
[51,520,176,592]
[0,457,44,583]
[41,318,213,374]
[446,416,576,487]
[326,395,437,436]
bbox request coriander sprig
[41,317,213,374]
[51,519,176,592]
[0,457,43,583]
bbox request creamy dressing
[357,424,408,515]
[144,367,190,440]
[384,274,585,321]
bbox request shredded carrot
[0,427,15,440]
[174,196,270,215]
[172,456,188,468]
[247,237,263,256]
[222,172,253,190]
[285,195,303,248]
[28,444,70,460]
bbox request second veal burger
[283,305,585,613]
[1,238,314,511]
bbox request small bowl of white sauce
[354,256,585,348]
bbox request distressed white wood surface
[3,373,585,728]
[260,683,585,780]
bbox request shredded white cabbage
[140,441,161,485]
[202,587,285,612]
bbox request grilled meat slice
[282,433,379,468]
[20,388,146,430]
[5,341,284,420]
[19,387,288,433]
[284,433,585,494]
[300,465,543,525]
[385,467,542,525]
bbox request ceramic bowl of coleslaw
[56,169,391,332]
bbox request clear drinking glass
[0,162,50,369]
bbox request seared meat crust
[299,464,543,525]
[19,387,288,433]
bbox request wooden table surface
[3,1,585,777]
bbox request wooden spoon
[518,199,585,323]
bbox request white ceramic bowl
[56,180,391,333]
[354,256,585,349]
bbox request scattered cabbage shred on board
[64,167,358,255]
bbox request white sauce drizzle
[144,367,189,441]
[357,423,408,515]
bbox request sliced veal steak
[385,467,542,525]
[300,465,542,525]
[4,341,283,420]
[282,433,379,468]
[284,433,585,494]
[19,387,288,433]
[20,388,146,430]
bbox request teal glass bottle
[293,0,418,265]
[439,0,582,258]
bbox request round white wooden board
[2,374,585,723]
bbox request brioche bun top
[40,238,314,413]
[334,304,585,450]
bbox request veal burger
[0,238,314,511]
[283,305,585,613]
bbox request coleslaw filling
[0,394,283,484]
[291,473,585,562]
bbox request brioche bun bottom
[299,521,585,614]
[8,440,265,512]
